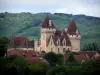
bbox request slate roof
[47,30,71,46]
[74,54,88,61]
[84,51,96,59]
[10,36,32,48]
[7,50,44,63]
[41,15,55,28]
[67,19,78,35]
[64,54,88,61]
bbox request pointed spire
[41,15,55,28]
[67,19,78,35]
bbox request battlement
[68,34,81,39]
[65,28,68,32]
[41,28,56,33]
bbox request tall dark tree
[44,52,58,66]
[0,37,9,57]
[67,54,76,62]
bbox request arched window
[58,48,59,53]
[51,48,53,52]
[63,48,65,52]
[57,40,60,46]
[68,48,69,50]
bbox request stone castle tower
[40,16,56,51]
[34,16,81,54]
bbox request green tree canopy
[67,54,76,62]
[6,55,28,75]
[29,62,49,75]
[83,42,100,51]
[44,52,59,66]
[46,66,67,75]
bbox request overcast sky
[0,0,100,17]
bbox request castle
[34,16,81,54]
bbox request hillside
[0,12,100,48]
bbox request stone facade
[34,16,81,54]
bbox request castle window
[57,40,60,46]
[64,41,66,46]
[51,48,53,52]
[58,48,59,53]
[68,48,69,50]
[63,48,65,52]
[58,41,59,45]
[51,42,52,45]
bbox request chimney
[49,20,51,26]
[65,28,68,32]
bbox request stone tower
[65,19,80,52]
[40,16,56,51]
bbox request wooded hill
[0,12,100,48]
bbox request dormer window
[49,20,52,26]
[57,39,60,46]
[64,41,66,46]
[63,38,66,46]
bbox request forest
[0,12,100,48]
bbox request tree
[46,66,67,75]
[6,55,28,75]
[0,37,10,57]
[67,54,76,62]
[81,60,100,75]
[44,52,58,66]
[83,42,100,51]
[56,54,64,65]
[29,62,49,75]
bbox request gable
[47,36,55,47]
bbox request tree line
[0,12,100,47]
[0,37,100,75]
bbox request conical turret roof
[67,19,77,35]
[41,15,55,28]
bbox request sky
[0,0,100,17]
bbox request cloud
[55,5,100,17]
[0,0,100,17]
[0,0,60,4]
